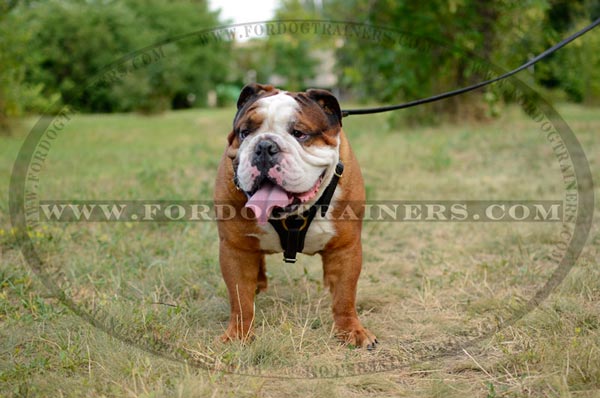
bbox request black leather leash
[341,17,600,117]
[269,162,344,263]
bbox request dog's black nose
[254,139,280,157]
[252,139,280,170]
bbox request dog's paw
[255,279,268,294]
[218,324,254,344]
[336,326,378,350]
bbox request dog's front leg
[218,240,263,342]
[321,239,378,349]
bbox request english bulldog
[214,83,377,349]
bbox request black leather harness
[268,162,344,263]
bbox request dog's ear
[237,83,275,110]
[306,89,342,127]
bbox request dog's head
[226,83,343,223]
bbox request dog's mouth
[244,172,325,224]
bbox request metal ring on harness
[282,215,308,231]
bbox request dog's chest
[250,214,335,255]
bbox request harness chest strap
[268,162,344,263]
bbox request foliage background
[1,0,599,130]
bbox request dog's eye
[239,129,250,140]
[291,129,309,142]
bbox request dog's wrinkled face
[227,83,343,223]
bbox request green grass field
[1,103,599,397]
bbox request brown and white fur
[214,83,377,349]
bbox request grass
[0,103,599,397]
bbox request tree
[320,0,535,123]
[533,0,600,102]
[0,1,60,132]
[2,0,232,114]
[267,0,600,123]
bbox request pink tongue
[245,182,293,224]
